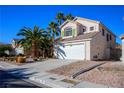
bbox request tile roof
[61,32,99,42]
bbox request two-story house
[55,17,116,60]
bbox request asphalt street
[0,68,40,88]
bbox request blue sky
[0,5,124,44]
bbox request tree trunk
[43,49,45,58]
[32,40,37,58]
[51,35,54,58]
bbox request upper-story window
[79,26,86,34]
[82,28,86,32]
[106,33,109,41]
[102,29,105,36]
[90,26,94,31]
[64,27,72,36]
[110,35,112,40]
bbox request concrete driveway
[0,59,78,77]
[20,59,78,72]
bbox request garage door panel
[58,43,85,60]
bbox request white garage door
[58,43,85,60]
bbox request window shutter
[72,29,75,37]
[61,31,64,37]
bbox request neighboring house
[120,35,124,62]
[0,43,14,56]
[4,44,12,55]
[55,17,116,60]
[12,39,24,55]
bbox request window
[90,26,94,31]
[64,27,72,36]
[106,33,109,41]
[83,28,86,32]
[110,35,112,40]
[80,27,86,34]
[80,29,84,34]
[102,29,105,36]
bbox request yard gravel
[48,61,104,77]
[76,62,124,88]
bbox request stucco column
[120,35,124,62]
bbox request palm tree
[17,25,46,58]
[48,21,59,42]
[64,13,74,21]
[39,37,53,58]
[56,12,64,26]
[48,21,60,57]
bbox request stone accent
[120,35,124,62]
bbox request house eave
[61,38,92,44]
[99,22,116,37]
[120,35,124,40]
[60,16,100,29]
[73,16,100,24]
[60,20,70,29]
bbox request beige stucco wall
[90,32,107,60]
[99,24,116,49]
[90,29,116,60]
[120,35,124,62]
[85,40,91,60]
[122,39,124,62]
[76,19,99,34]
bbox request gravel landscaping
[48,61,124,87]
[76,62,124,88]
[47,61,104,77]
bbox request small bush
[0,52,9,57]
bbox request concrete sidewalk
[0,59,109,88]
